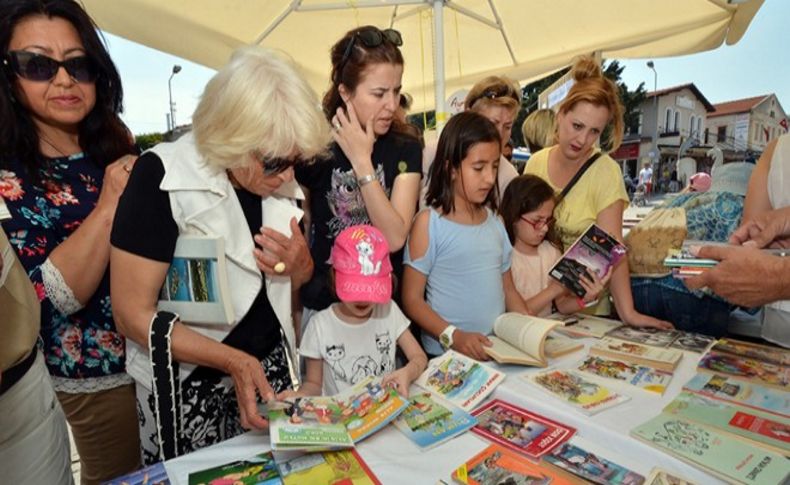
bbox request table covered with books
[146,317,790,485]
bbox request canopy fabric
[81,0,763,113]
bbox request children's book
[188,452,281,485]
[544,442,646,485]
[710,338,790,367]
[590,337,682,372]
[268,376,408,450]
[276,449,380,485]
[484,313,563,366]
[549,223,627,298]
[157,235,234,325]
[662,391,790,456]
[644,468,697,485]
[576,356,672,395]
[552,314,624,339]
[697,351,790,390]
[544,332,585,358]
[103,462,170,485]
[604,327,715,354]
[470,399,575,460]
[415,350,504,412]
[393,390,477,449]
[631,414,790,485]
[528,369,630,416]
[682,373,790,418]
[450,444,577,485]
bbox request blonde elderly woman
[110,47,331,463]
[521,108,556,154]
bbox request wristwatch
[439,325,457,350]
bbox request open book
[484,313,581,366]
[157,235,234,325]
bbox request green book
[662,392,790,456]
[631,414,789,484]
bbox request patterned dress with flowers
[0,154,130,392]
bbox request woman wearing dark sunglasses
[110,47,331,464]
[295,26,422,323]
[0,1,140,483]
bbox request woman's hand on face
[253,217,314,287]
[225,350,274,430]
[579,267,612,303]
[96,154,137,213]
[332,102,376,175]
[452,330,492,362]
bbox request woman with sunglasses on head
[296,26,422,322]
[522,57,672,330]
[110,47,331,463]
[0,1,140,482]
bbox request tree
[135,132,165,151]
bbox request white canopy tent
[81,0,763,119]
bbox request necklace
[39,133,71,158]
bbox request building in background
[705,94,788,154]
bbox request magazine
[414,350,504,411]
[157,235,234,325]
[103,462,170,485]
[631,414,789,484]
[682,373,790,418]
[276,449,380,485]
[470,399,575,460]
[697,351,790,390]
[528,369,630,415]
[710,338,790,367]
[662,391,790,456]
[187,452,280,485]
[544,442,645,485]
[603,327,715,354]
[484,313,564,366]
[549,223,627,298]
[577,356,673,395]
[451,444,577,485]
[552,314,624,339]
[590,337,682,372]
[393,390,477,449]
[644,468,697,485]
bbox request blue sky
[105,0,789,136]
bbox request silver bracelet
[357,174,378,187]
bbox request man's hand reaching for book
[453,330,492,361]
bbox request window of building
[665,108,673,132]
[696,117,702,136]
[674,111,680,132]
[717,125,727,142]
[689,115,696,135]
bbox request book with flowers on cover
[590,337,682,372]
[393,389,477,449]
[470,398,575,460]
[528,369,630,416]
[483,312,580,366]
[682,373,790,418]
[451,444,577,485]
[414,350,504,412]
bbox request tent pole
[433,0,447,131]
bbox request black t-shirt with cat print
[295,131,422,311]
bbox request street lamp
[646,61,658,170]
[168,65,182,132]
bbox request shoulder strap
[557,152,603,203]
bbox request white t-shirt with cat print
[300,301,410,395]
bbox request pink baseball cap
[330,225,393,303]
[690,172,712,192]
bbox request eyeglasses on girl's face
[4,50,97,83]
[520,215,554,230]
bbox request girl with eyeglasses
[296,26,422,325]
[500,175,609,317]
[0,1,140,482]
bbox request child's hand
[453,330,492,361]
[578,267,612,303]
[382,368,413,398]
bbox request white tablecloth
[164,339,726,484]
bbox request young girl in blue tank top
[402,112,528,359]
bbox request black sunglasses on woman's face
[336,28,403,82]
[4,50,97,83]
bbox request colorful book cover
[276,449,380,485]
[415,350,504,411]
[332,376,409,442]
[577,356,672,395]
[528,369,630,415]
[631,414,789,484]
[697,351,790,390]
[591,338,682,372]
[644,468,697,485]
[662,391,790,456]
[544,442,645,485]
[682,373,790,418]
[470,399,575,460]
[268,396,355,451]
[393,391,477,449]
[187,452,281,485]
[103,462,170,485]
[711,338,790,367]
[451,444,576,485]
[549,223,627,298]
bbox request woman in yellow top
[523,57,672,329]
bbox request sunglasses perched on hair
[4,50,97,83]
[251,151,300,176]
[520,215,554,230]
[336,28,403,82]
[468,84,520,107]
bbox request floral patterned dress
[0,153,130,392]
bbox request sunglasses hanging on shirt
[4,50,98,83]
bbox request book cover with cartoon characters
[393,390,477,449]
[528,369,630,416]
[577,356,672,395]
[451,444,577,485]
[414,350,505,412]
